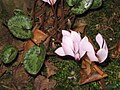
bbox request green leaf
[65,0,78,6]
[90,0,103,9]
[0,45,18,64]
[8,9,33,39]
[23,44,46,75]
[14,9,25,16]
[66,0,102,14]
[71,0,93,14]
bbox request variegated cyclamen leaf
[71,0,93,14]
[90,0,103,9]
[23,44,46,75]
[0,45,18,64]
[8,9,33,39]
[65,0,78,6]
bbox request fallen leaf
[81,57,92,75]
[34,75,56,90]
[43,36,51,50]
[118,72,120,78]
[24,40,35,52]
[12,65,30,87]
[79,55,108,85]
[0,65,7,77]
[74,19,86,33]
[111,40,120,59]
[24,25,48,52]
[32,28,48,44]
[14,51,25,65]
[45,60,58,78]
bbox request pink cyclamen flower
[55,30,82,60]
[81,33,108,63]
[96,33,108,63]
[42,0,57,5]
[55,30,108,63]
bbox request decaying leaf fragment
[34,75,56,90]
[111,40,120,59]
[24,25,48,52]
[74,19,87,33]
[79,56,108,85]
[45,60,58,78]
[32,27,48,44]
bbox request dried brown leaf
[32,28,48,44]
[45,60,58,78]
[34,75,56,90]
[111,40,120,59]
[23,25,48,53]
[24,40,35,52]
[12,65,30,87]
[0,65,7,77]
[80,55,108,85]
[74,19,86,33]
[118,72,120,78]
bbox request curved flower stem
[61,0,64,29]
[32,0,38,25]
[51,4,58,31]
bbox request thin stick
[99,79,107,90]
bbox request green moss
[50,58,81,89]
[85,0,120,48]
[102,58,120,89]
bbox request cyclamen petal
[62,30,71,36]
[70,30,81,42]
[87,52,99,62]
[80,36,99,62]
[74,53,80,60]
[96,33,104,48]
[96,33,108,63]
[79,36,87,58]
[62,36,74,51]
[103,40,108,52]
[97,49,108,63]
[71,30,81,53]
[62,43,74,57]
[55,47,65,56]
[42,0,57,5]
[62,36,74,57]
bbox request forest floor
[0,0,120,90]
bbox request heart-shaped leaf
[8,9,33,39]
[23,44,46,75]
[66,0,93,14]
[0,45,18,64]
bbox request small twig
[61,0,65,29]
[1,84,13,90]
[32,0,38,25]
[40,3,46,31]
[51,3,58,30]
[92,63,104,76]
[99,79,107,90]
